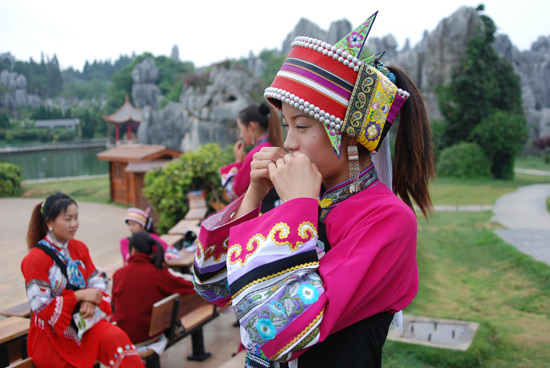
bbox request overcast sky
[1,0,548,71]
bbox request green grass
[515,155,550,171]
[431,173,550,205]
[21,176,112,204]
[383,211,550,367]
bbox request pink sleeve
[120,237,130,263]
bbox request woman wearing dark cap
[22,192,143,367]
[111,230,195,345]
[194,11,434,368]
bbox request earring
[48,227,53,231]
[348,145,360,193]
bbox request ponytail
[26,203,48,250]
[239,103,284,149]
[388,66,435,219]
[128,231,165,269]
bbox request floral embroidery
[297,283,320,304]
[319,197,333,208]
[269,301,286,316]
[365,121,381,141]
[346,32,364,48]
[319,164,378,221]
[241,272,324,346]
[257,318,277,340]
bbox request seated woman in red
[21,192,143,368]
[111,230,195,345]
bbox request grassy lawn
[20,176,113,204]
[515,155,550,171]
[384,211,550,367]
[430,173,550,205]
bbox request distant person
[111,231,195,345]
[120,207,176,264]
[220,102,284,212]
[22,192,143,367]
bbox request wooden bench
[7,357,34,368]
[0,316,30,367]
[0,302,30,318]
[138,292,219,367]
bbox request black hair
[238,102,284,148]
[128,230,165,269]
[27,192,77,249]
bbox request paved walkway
[491,184,550,265]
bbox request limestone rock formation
[131,57,162,109]
[139,65,261,152]
[281,18,352,55]
[494,34,550,139]
[0,69,40,112]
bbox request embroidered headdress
[264,11,409,158]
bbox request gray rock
[131,58,162,109]
[139,66,259,151]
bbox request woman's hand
[248,147,287,201]
[233,147,286,218]
[268,152,322,202]
[74,288,103,305]
[233,141,246,162]
[79,301,97,319]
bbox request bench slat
[7,357,34,368]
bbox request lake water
[0,147,108,180]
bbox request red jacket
[111,253,195,343]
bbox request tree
[437,8,526,178]
[470,110,528,179]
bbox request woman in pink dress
[193,12,435,368]
[220,102,284,213]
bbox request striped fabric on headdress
[264,11,409,158]
[124,208,149,228]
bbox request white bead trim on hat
[290,36,411,99]
[265,87,343,134]
[291,36,363,72]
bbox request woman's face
[127,220,144,235]
[47,203,79,243]
[237,118,258,146]
[282,103,347,188]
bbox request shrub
[436,142,492,179]
[470,110,528,179]
[143,143,233,233]
[0,162,24,197]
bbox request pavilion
[103,96,142,142]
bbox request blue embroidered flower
[256,318,276,340]
[268,301,286,316]
[297,283,320,305]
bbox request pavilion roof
[97,144,181,163]
[103,95,142,124]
